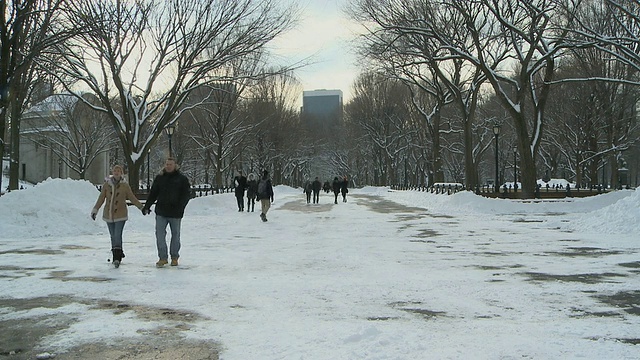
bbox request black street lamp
[146,148,151,189]
[165,124,175,157]
[513,148,518,192]
[513,148,518,184]
[58,159,62,178]
[493,124,501,193]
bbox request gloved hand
[91,213,96,221]
[141,208,151,215]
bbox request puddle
[475,264,525,271]
[0,296,217,359]
[513,218,544,223]
[350,194,426,214]
[389,301,446,319]
[545,247,623,257]
[522,272,627,284]
[278,201,333,213]
[619,261,640,269]
[413,229,440,238]
[593,290,640,315]
[0,248,65,255]
[43,270,113,283]
[60,245,93,250]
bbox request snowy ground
[1,178,639,359]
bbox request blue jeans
[106,221,126,250]
[155,215,182,260]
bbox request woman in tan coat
[91,165,144,268]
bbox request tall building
[302,89,343,130]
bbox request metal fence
[96,185,235,202]
[389,183,614,199]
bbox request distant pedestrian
[142,157,191,267]
[234,170,248,212]
[332,177,341,204]
[246,173,258,212]
[304,180,313,204]
[91,165,144,268]
[312,177,322,203]
[256,170,274,222]
[323,181,331,193]
[341,176,349,202]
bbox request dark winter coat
[323,181,331,193]
[257,176,274,201]
[332,178,341,194]
[304,181,312,194]
[246,179,258,199]
[312,179,322,193]
[144,169,191,218]
[341,178,349,195]
[234,175,248,197]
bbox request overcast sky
[270,0,363,105]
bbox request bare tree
[348,0,490,188]
[23,93,114,179]
[349,0,600,196]
[242,71,304,185]
[182,80,249,187]
[0,0,68,192]
[41,0,298,191]
[345,72,413,186]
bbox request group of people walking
[233,170,274,222]
[304,176,349,204]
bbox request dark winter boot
[112,248,123,268]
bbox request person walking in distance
[332,176,341,204]
[341,176,349,203]
[234,170,248,212]
[256,170,274,222]
[91,165,145,268]
[142,157,191,267]
[246,173,258,212]
[312,177,322,204]
[303,179,313,204]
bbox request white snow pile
[569,187,640,234]
[0,178,102,238]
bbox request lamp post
[58,159,62,178]
[513,148,516,183]
[493,124,500,193]
[165,124,175,157]
[513,147,518,188]
[146,148,150,189]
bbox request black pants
[306,192,311,203]
[247,197,255,211]
[236,196,244,210]
[312,191,319,203]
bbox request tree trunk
[431,112,444,183]
[0,100,6,193]
[463,112,476,189]
[8,79,25,190]
[514,115,535,197]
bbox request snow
[1,178,639,359]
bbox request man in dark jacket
[332,177,341,204]
[312,177,322,204]
[340,176,349,202]
[142,157,191,267]
[234,170,248,212]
